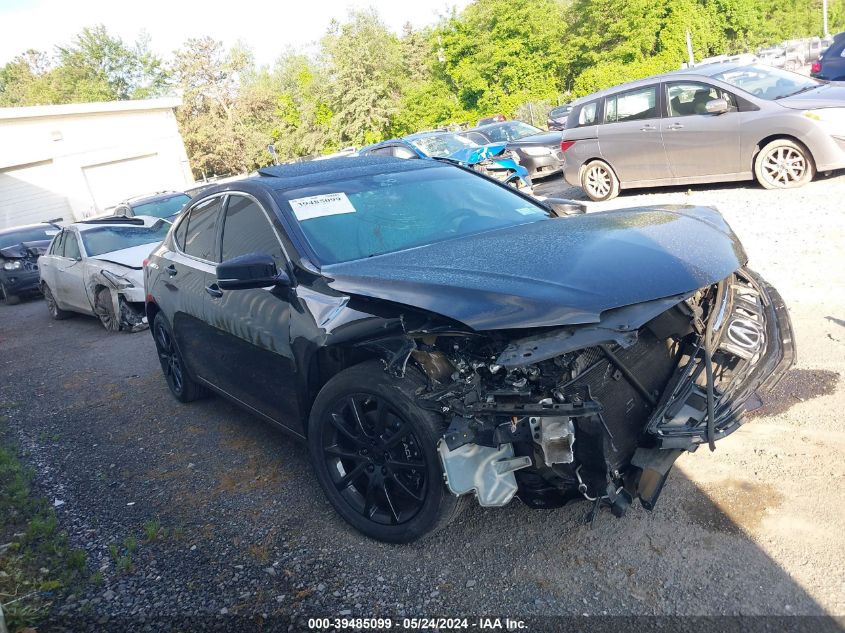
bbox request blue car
[359,130,532,191]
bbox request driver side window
[220,195,285,268]
[666,82,728,117]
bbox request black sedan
[0,222,61,305]
[145,156,794,543]
[462,121,564,179]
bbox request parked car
[39,216,170,331]
[0,222,61,305]
[144,155,793,543]
[757,46,803,71]
[359,131,532,190]
[811,32,845,80]
[462,121,564,179]
[562,62,845,200]
[477,113,505,126]
[547,104,572,130]
[113,191,191,221]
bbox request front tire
[307,361,464,543]
[94,287,119,331]
[581,159,620,201]
[754,139,815,190]
[152,313,207,403]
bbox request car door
[164,195,226,378]
[660,80,742,179]
[38,231,63,295]
[53,230,90,313]
[597,84,671,184]
[202,193,301,432]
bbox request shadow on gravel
[1,294,842,632]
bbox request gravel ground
[1,171,844,631]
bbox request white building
[0,98,194,229]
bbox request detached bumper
[648,269,796,450]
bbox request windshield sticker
[515,206,546,216]
[289,192,356,221]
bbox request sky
[0,0,471,66]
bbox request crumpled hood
[446,143,507,164]
[322,205,747,331]
[0,240,51,259]
[777,82,845,109]
[92,243,158,269]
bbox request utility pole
[823,0,829,37]
[685,30,695,67]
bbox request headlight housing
[519,146,552,157]
[2,260,22,271]
[101,269,134,289]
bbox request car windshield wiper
[775,84,820,99]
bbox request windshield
[713,64,822,100]
[280,166,551,264]
[0,226,59,249]
[80,222,170,257]
[483,122,543,142]
[131,194,190,218]
[410,133,477,158]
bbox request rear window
[131,194,190,219]
[574,101,598,127]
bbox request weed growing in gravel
[144,518,161,541]
[90,571,104,586]
[0,426,88,632]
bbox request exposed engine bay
[403,269,794,517]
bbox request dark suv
[811,31,845,80]
[145,156,793,543]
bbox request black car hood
[0,240,51,259]
[777,82,845,109]
[510,131,562,146]
[321,205,747,331]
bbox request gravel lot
[1,171,844,631]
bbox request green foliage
[143,518,161,541]
[2,3,844,180]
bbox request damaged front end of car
[89,266,148,332]
[399,268,794,517]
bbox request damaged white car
[39,216,169,331]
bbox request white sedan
[38,216,170,331]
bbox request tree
[321,10,404,146]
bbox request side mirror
[216,253,289,290]
[543,198,587,217]
[705,98,729,114]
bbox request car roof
[466,121,535,134]
[198,156,443,196]
[0,222,58,235]
[122,191,190,206]
[568,63,752,105]
[71,215,167,232]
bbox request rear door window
[604,86,658,123]
[183,197,223,262]
[50,231,65,256]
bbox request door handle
[205,283,223,298]
[640,124,657,132]
[666,123,685,130]
[165,264,177,277]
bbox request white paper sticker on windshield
[289,192,356,221]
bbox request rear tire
[754,139,814,190]
[152,312,207,403]
[307,361,465,543]
[581,160,620,201]
[0,283,20,305]
[42,283,71,319]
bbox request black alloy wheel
[322,394,428,527]
[308,362,464,543]
[152,313,205,402]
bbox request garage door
[0,160,72,230]
[83,154,169,212]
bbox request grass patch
[0,426,87,632]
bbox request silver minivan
[561,63,845,200]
